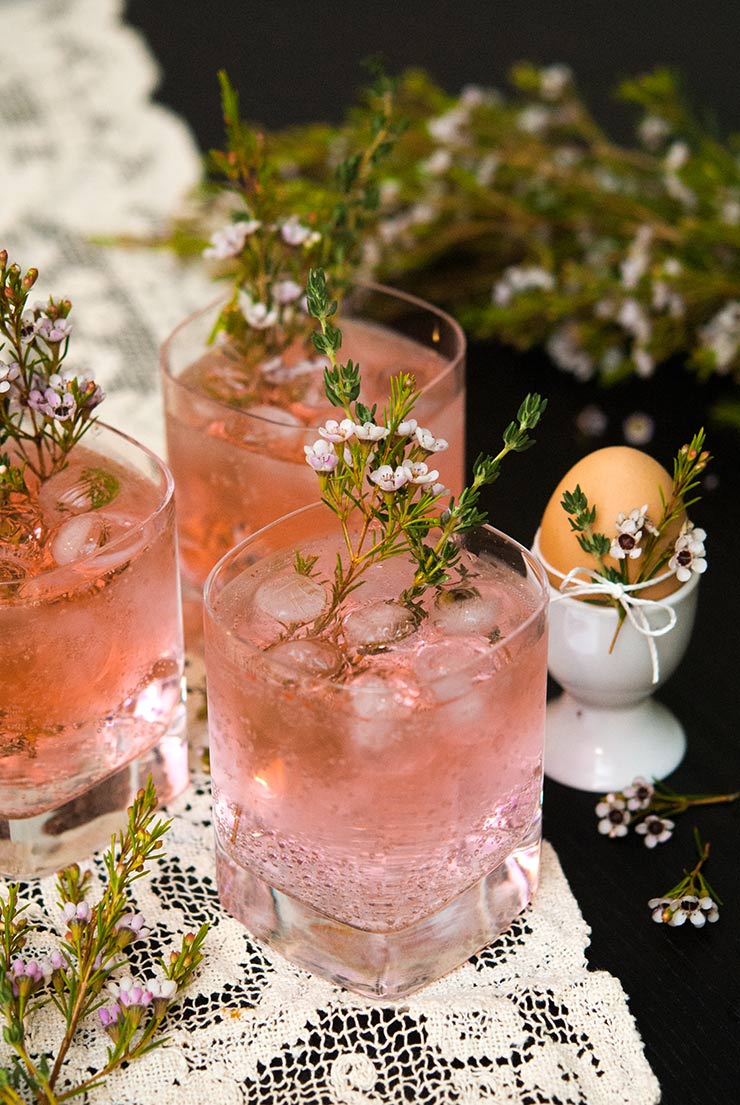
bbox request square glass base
[216,816,541,1000]
[0,703,189,879]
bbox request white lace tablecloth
[0,2,660,1101]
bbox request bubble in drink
[432,586,501,636]
[268,639,343,677]
[343,600,417,650]
[254,572,326,626]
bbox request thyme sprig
[0,780,208,1105]
[301,267,546,629]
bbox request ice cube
[267,639,343,678]
[38,464,120,517]
[413,638,490,702]
[243,404,303,445]
[342,600,417,651]
[254,572,327,627]
[51,513,108,565]
[431,587,501,636]
[346,671,419,750]
[52,512,147,574]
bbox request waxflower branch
[560,431,711,623]
[201,67,403,365]
[0,780,208,1104]
[0,252,104,487]
[595,776,738,847]
[648,830,721,928]
[300,267,546,628]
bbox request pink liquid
[206,535,547,933]
[0,437,183,818]
[164,316,465,591]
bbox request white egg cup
[532,530,700,792]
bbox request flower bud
[22,268,39,289]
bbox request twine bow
[550,564,678,685]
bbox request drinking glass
[161,283,466,643]
[203,503,549,999]
[0,423,188,877]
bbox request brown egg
[538,446,684,599]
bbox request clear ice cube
[243,404,303,445]
[267,639,342,678]
[431,587,501,636]
[413,637,490,702]
[51,512,146,573]
[38,464,119,518]
[254,572,327,627]
[346,671,419,750]
[342,600,417,650]
[51,513,108,565]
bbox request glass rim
[203,501,550,693]
[0,420,175,596]
[159,280,467,430]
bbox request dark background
[124,4,740,1102]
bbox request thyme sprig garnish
[0,780,208,1104]
[300,267,546,631]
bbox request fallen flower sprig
[595,776,739,846]
[648,830,720,927]
[0,780,209,1105]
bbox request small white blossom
[272,279,303,305]
[427,107,469,146]
[0,360,20,394]
[147,976,178,1001]
[517,106,551,135]
[420,148,452,176]
[638,114,670,150]
[493,265,555,306]
[318,418,356,443]
[669,520,708,582]
[617,298,651,344]
[396,418,418,437]
[402,460,440,486]
[610,505,647,560]
[281,216,320,247]
[414,426,448,453]
[203,220,261,260]
[304,439,339,473]
[547,326,594,380]
[239,294,278,330]
[698,301,740,373]
[620,226,652,290]
[540,64,572,101]
[623,777,654,811]
[353,422,389,443]
[623,411,656,446]
[633,348,655,378]
[475,153,500,186]
[369,464,410,492]
[595,794,631,837]
[635,816,675,848]
[664,141,690,173]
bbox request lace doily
[0,2,660,1101]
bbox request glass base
[0,703,189,879]
[216,816,541,1000]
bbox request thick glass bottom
[216,814,541,1000]
[0,702,189,879]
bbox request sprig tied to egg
[538,431,711,626]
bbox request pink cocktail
[161,284,466,639]
[0,423,187,876]
[204,503,549,998]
